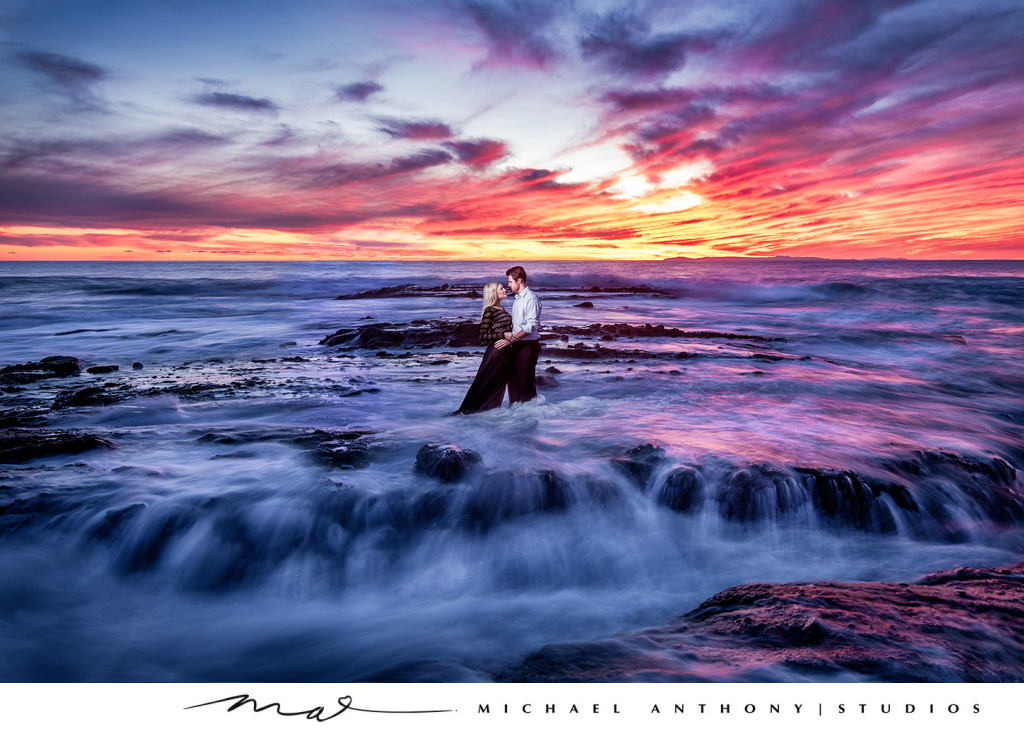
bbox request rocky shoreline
[4,325,1023,683]
[498,561,1024,682]
[0,315,804,431]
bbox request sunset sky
[1,0,1022,260]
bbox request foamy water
[1,259,1022,681]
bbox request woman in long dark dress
[456,281,513,414]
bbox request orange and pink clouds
[2,0,1022,260]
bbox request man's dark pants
[508,340,541,403]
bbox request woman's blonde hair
[481,280,502,315]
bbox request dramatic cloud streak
[1,0,1022,260]
[14,49,109,110]
[193,91,280,112]
[336,81,383,102]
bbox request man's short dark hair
[506,265,527,283]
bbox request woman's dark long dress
[456,306,513,414]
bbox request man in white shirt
[497,265,542,404]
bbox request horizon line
[3,257,1024,264]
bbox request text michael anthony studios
[475,700,981,716]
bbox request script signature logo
[186,693,454,723]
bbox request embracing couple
[455,265,542,414]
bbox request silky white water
[1,259,1022,681]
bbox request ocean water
[1,259,1022,681]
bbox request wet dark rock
[556,323,785,343]
[52,386,120,410]
[336,283,480,299]
[574,301,595,308]
[86,365,120,374]
[656,466,704,512]
[414,443,483,483]
[318,468,627,536]
[535,375,558,389]
[319,320,784,355]
[146,383,223,400]
[717,464,806,522]
[338,388,372,397]
[337,283,666,300]
[132,362,144,369]
[0,406,50,429]
[321,324,405,349]
[196,427,381,471]
[884,448,1016,485]
[610,443,667,488]
[321,320,479,349]
[793,467,915,531]
[0,356,82,388]
[460,469,570,532]
[583,284,668,295]
[498,561,1024,682]
[315,439,373,470]
[544,366,562,373]
[644,455,1020,535]
[876,450,1023,528]
[0,428,117,463]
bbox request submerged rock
[196,427,381,471]
[52,386,119,410]
[335,283,667,300]
[414,443,483,483]
[459,468,570,532]
[639,448,1024,538]
[610,443,667,488]
[335,284,480,300]
[556,323,786,343]
[0,428,117,463]
[314,434,375,470]
[0,356,82,388]
[319,320,785,355]
[498,561,1024,682]
[656,466,704,512]
[86,365,120,374]
[320,320,479,349]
